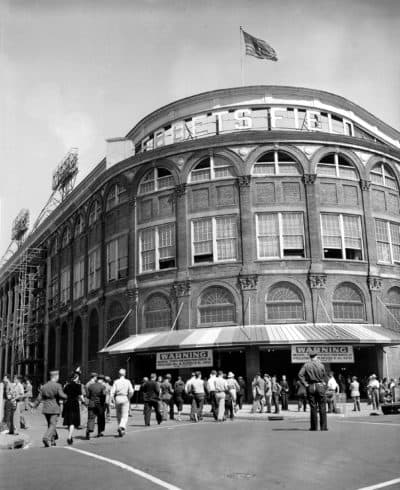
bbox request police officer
[32,370,67,447]
[298,351,328,431]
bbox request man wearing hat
[85,372,98,395]
[86,374,107,439]
[298,350,328,431]
[110,368,134,437]
[32,370,67,447]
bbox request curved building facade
[1,85,400,387]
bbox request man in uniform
[86,374,107,439]
[298,351,328,431]
[32,370,67,447]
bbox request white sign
[291,345,354,363]
[156,349,213,370]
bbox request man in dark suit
[33,370,67,447]
[86,374,106,439]
[141,373,162,426]
[298,351,329,431]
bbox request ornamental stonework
[172,280,191,298]
[309,273,327,289]
[126,288,139,307]
[368,276,382,291]
[360,179,371,191]
[238,175,251,187]
[303,173,317,185]
[238,275,258,290]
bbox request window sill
[322,259,367,263]
[190,260,238,267]
[198,322,237,328]
[264,320,307,324]
[255,258,308,262]
[138,268,177,276]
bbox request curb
[0,435,29,450]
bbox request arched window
[74,215,85,237]
[73,317,82,364]
[190,156,234,183]
[199,286,236,325]
[88,309,99,360]
[333,283,365,321]
[61,227,71,248]
[106,301,129,345]
[60,323,68,366]
[106,183,128,211]
[371,163,398,190]
[139,168,174,194]
[88,200,101,226]
[48,327,56,369]
[385,287,400,331]
[252,151,301,176]
[266,283,305,321]
[144,294,171,330]
[317,153,357,180]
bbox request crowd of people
[1,363,400,447]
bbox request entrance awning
[99,323,400,355]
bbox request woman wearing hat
[63,372,85,444]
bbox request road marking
[64,446,182,490]
[340,421,400,427]
[356,476,400,489]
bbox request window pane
[321,214,341,248]
[193,219,213,254]
[343,216,362,250]
[258,214,279,257]
[282,213,304,249]
[141,229,155,271]
[159,223,175,259]
[216,217,237,260]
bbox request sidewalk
[0,401,385,450]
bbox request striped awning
[100,323,400,355]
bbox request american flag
[242,28,278,62]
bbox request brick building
[1,85,400,388]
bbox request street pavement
[1,403,399,490]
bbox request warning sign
[291,345,354,363]
[156,349,213,370]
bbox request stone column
[5,288,13,375]
[55,321,61,371]
[367,276,382,325]
[237,175,255,272]
[174,184,188,276]
[81,302,89,378]
[172,280,191,330]
[360,180,378,275]
[304,174,323,272]
[128,198,137,280]
[126,285,139,335]
[238,274,258,325]
[11,285,19,378]
[308,273,328,323]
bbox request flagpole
[239,26,244,86]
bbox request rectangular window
[321,213,363,260]
[107,235,128,281]
[73,258,85,300]
[192,216,238,264]
[375,219,400,264]
[60,267,70,305]
[139,223,176,272]
[88,248,101,291]
[256,212,305,259]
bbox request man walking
[298,351,328,431]
[110,368,134,437]
[141,373,162,426]
[280,375,290,411]
[214,371,227,422]
[32,370,67,447]
[86,374,107,439]
[186,371,207,422]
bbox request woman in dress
[63,372,84,445]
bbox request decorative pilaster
[303,173,317,185]
[368,276,382,291]
[172,280,191,299]
[238,274,258,290]
[308,273,327,289]
[238,175,251,188]
[360,179,371,191]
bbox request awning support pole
[171,302,184,331]
[377,296,400,331]
[103,308,132,350]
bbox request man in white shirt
[207,370,218,421]
[185,372,196,421]
[214,371,227,422]
[186,372,206,422]
[111,369,134,437]
[326,372,339,413]
[368,374,380,411]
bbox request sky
[1,0,400,256]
